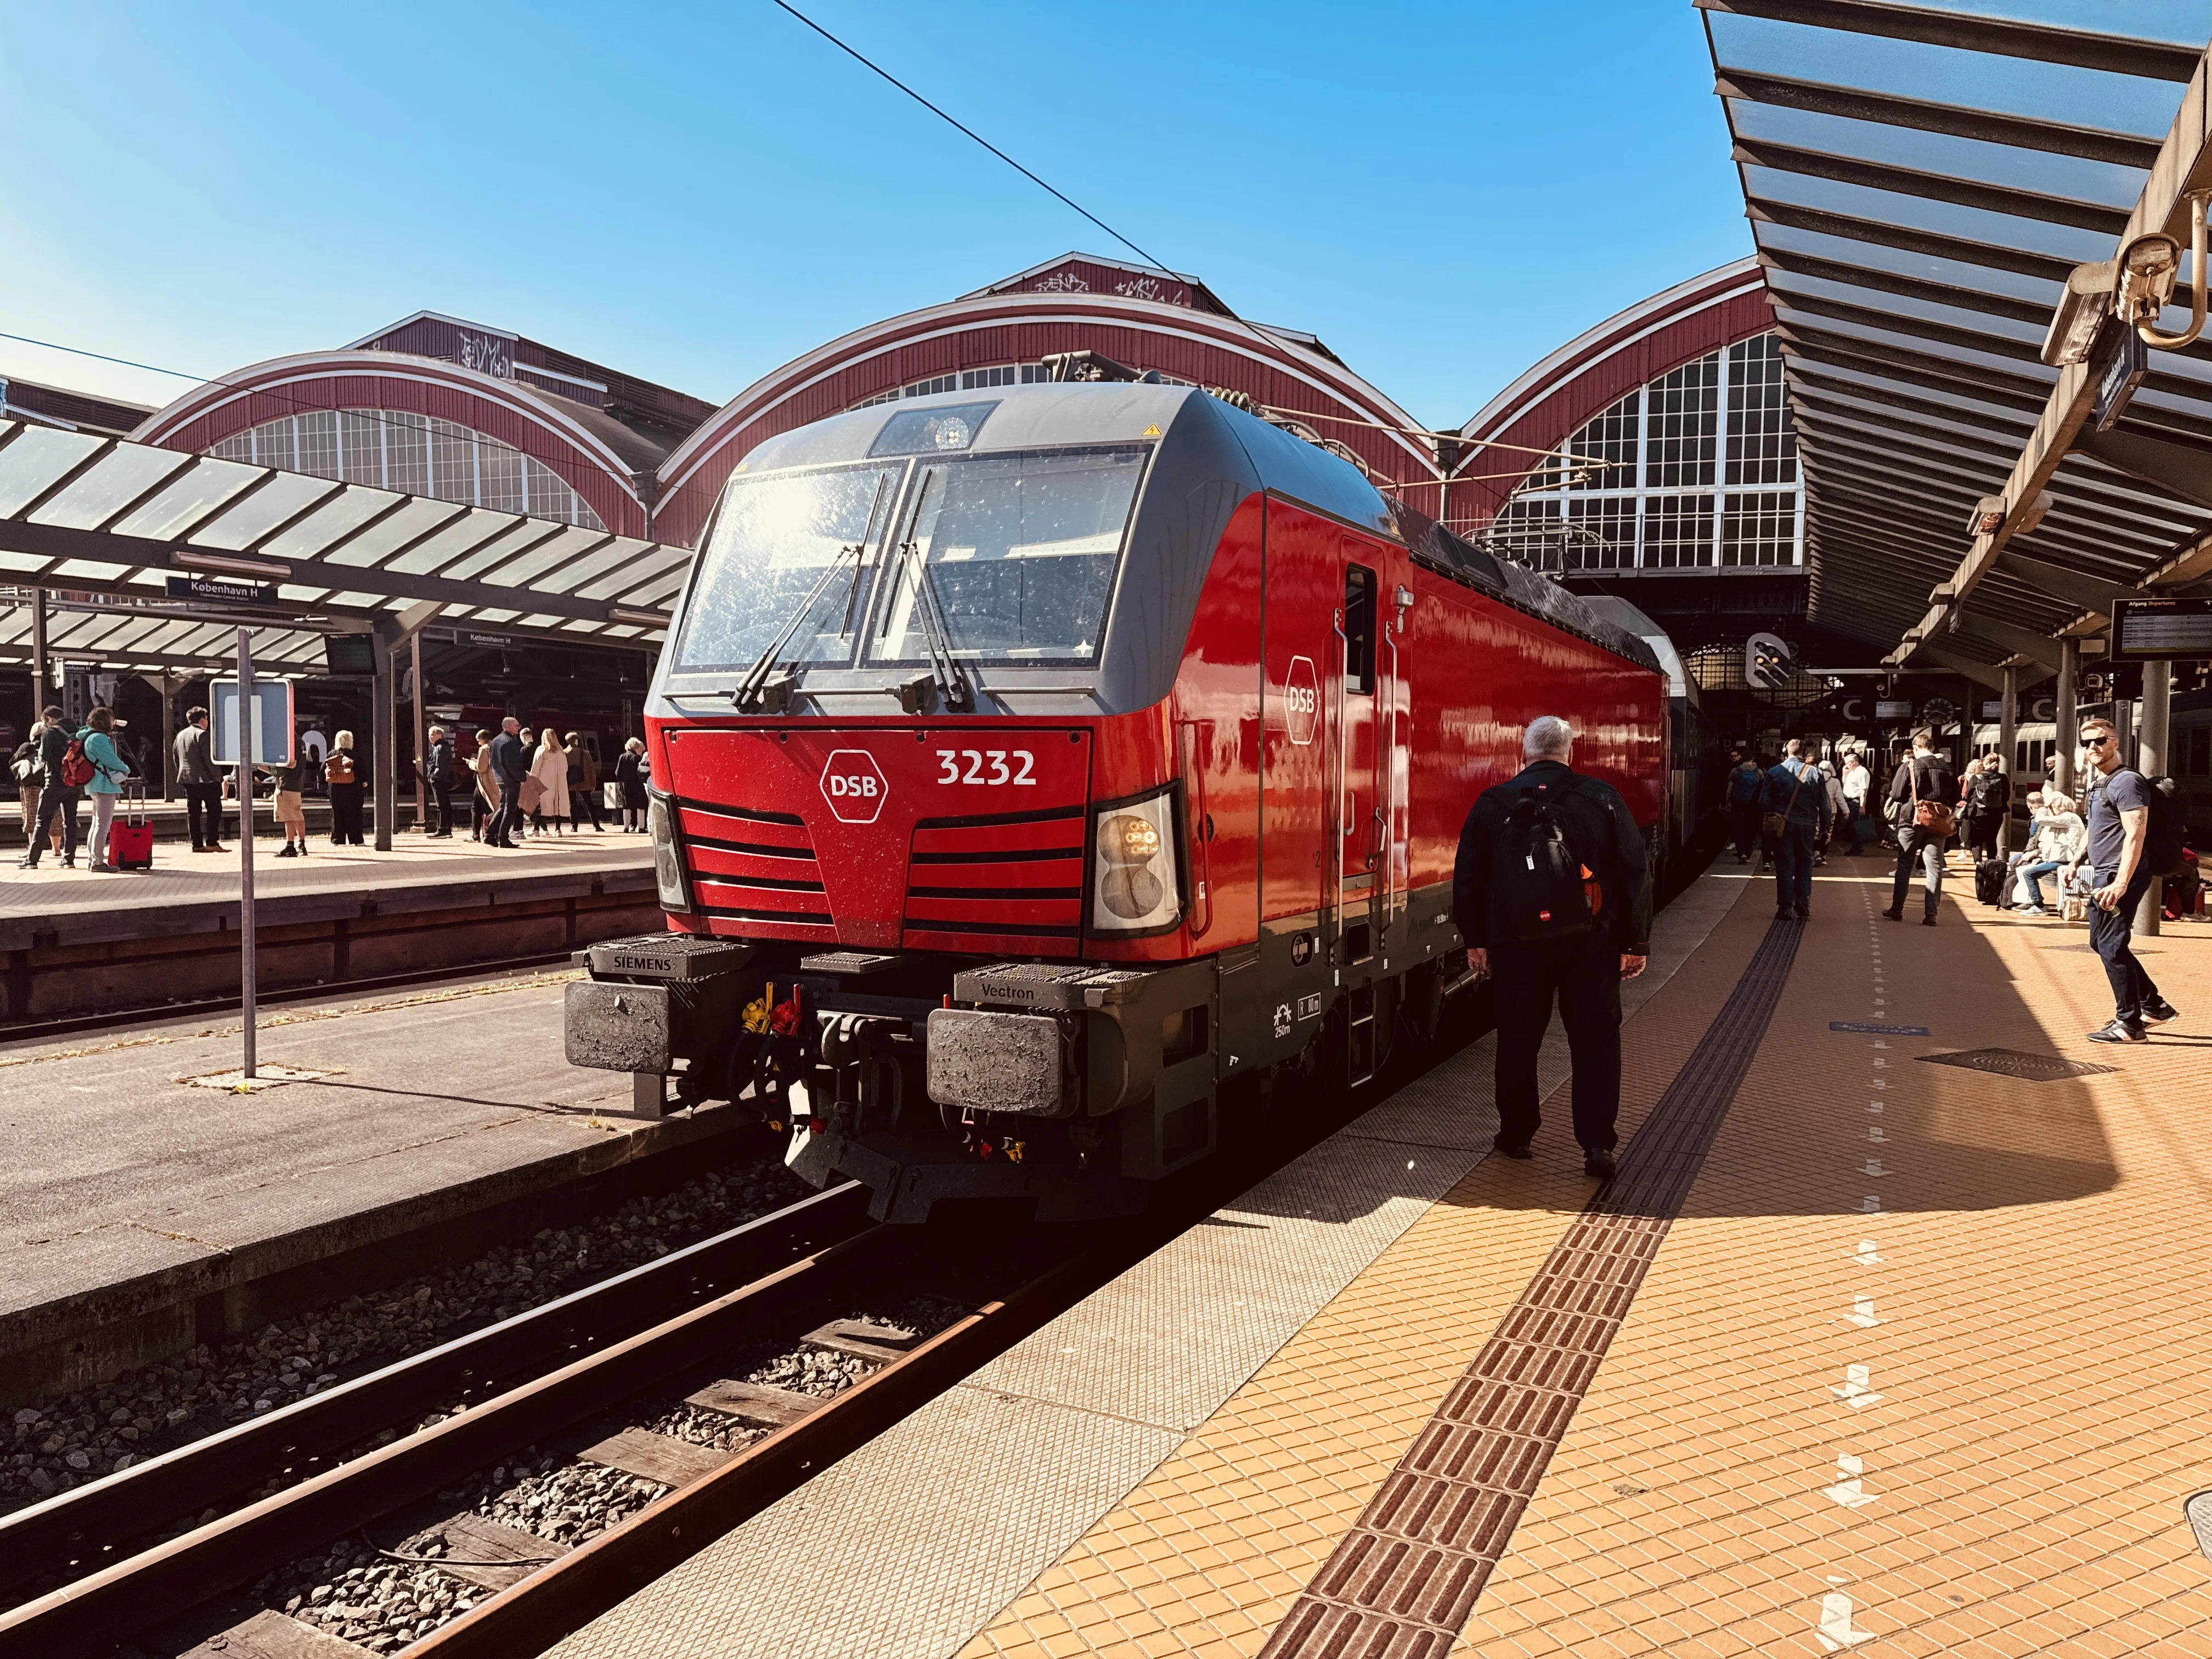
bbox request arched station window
[208,409,605,530]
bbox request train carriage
[567,382,1674,1221]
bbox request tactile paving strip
[1258,917,1802,1657]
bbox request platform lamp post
[2055,639,2080,798]
[1997,664,2019,860]
[2136,657,2171,938]
[236,628,258,1079]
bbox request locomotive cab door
[1337,556,1383,964]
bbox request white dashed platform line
[1844,1295,1880,1328]
[1855,1240,1883,1266]
[1831,1364,1883,1408]
[1823,1453,1876,1509]
[1815,1590,1877,1650]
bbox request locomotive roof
[728,383,1660,680]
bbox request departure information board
[2111,598,2212,660]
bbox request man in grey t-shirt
[2078,714,2176,1043]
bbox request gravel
[1,1157,806,1516]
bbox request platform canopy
[0,419,689,674]
[1701,0,2212,685]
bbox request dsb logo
[820,749,889,824]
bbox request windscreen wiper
[731,478,888,713]
[889,475,974,713]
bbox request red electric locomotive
[566,382,1670,1221]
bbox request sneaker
[1584,1147,1618,1180]
[15,857,36,869]
[1775,907,1792,921]
[1795,906,1811,921]
[1921,915,1937,927]
[2089,1018,2147,1044]
[2142,997,2180,1025]
[1492,1141,1533,1160]
[276,844,298,859]
[2017,905,2046,917]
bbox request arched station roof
[1449,258,1776,529]
[133,351,662,539]
[649,253,1442,550]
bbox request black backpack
[2143,774,2189,878]
[1488,782,1595,943]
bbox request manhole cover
[1916,1048,2115,1081]
[2188,1489,2212,1560]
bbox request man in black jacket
[19,707,80,868]
[486,717,528,849]
[423,725,455,839]
[172,706,224,853]
[1452,715,1652,1179]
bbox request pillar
[28,590,46,722]
[372,623,397,852]
[2055,639,2079,798]
[2136,658,2171,937]
[1997,665,2019,860]
[158,673,177,801]
[410,630,427,832]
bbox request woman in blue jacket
[80,706,131,872]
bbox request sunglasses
[2084,735,2112,748]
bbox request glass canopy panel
[109,458,264,541]
[1707,12,2192,135]
[443,522,562,583]
[575,549,691,602]
[313,496,469,568]
[0,428,106,517]
[258,486,407,562]
[1768,269,2051,346]
[1730,101,2147,205]
[380,509,517,575]
[0,551,54,573]
[485,526,610,589]
[51,560,133,581]
[1754,224,2067,308]
[1743,167,2117,263]
[26,447,194,531]
[189,472,343,550]
[529,540,652,596]
[324,591,386,608]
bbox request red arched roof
[132,352,655,538]
[1447,259,1773,528]
[650,272,1438,551]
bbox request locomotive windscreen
[672,444,1148,676]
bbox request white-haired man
[1451,715,1651,1180]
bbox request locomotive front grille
[904,803,1086,955]
[679,798,835,934]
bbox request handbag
[1910,759,1956,837]
[518,775,545,814]
[1761,769,1807,840]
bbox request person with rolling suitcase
[109,778,155,871]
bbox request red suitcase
[110,780,154,871]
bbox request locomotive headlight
[1091,787,1182,933]
[647,791,694,914]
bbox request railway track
[0,1179,1128,1659]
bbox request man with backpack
[1452,715,1652,1180]
[2077,714,2180,1043]
[1882,729,1956,926]
[18,705,83,868]
[1761,748,1831,920]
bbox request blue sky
[0,2,1750,431]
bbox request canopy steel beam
[2074,426,2212,512]
[1943,612,2062,669]
[1761,251,2053,331]
[1698,0,2202,82]
[1888,43,2212,667]
[1992,549,2156,613]
[1716,70,2164,168]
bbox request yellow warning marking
[1141,424,1160,437]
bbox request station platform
[547,857,2212,1659]
[0,968,756,1402]
[0,834,655,1023]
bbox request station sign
[2111,597,2212,661]
[2094,328,2149,434]
[1874,699,1914,720]
[167,574,279,606]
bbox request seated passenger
[2015,792,2086,916]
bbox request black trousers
[28,785,79,861]
[487,781,522,846]
[1730,801,1760,858]
[1491,931,1623,1153]
[1965,814,2002,861]
[184,782,222,847]
[329,782,365,844]
[429,781,453,835]
[2089,870,2162,1023]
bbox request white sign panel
[210,679,296,767]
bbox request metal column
[236,629,258,1080]
[372,629,396,852]
[28,589,46,721]
[1997,665,2018,860]
[2136,659,2171,937]
[2055,639,2079,798]
[410,630,427,832]
[157,674,177,802]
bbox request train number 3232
[936,749,1037,786]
